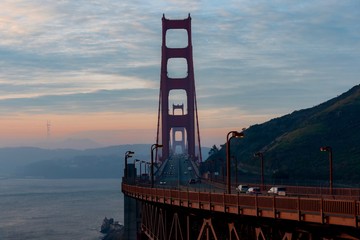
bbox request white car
[159,181,166,185]
[268,186,286,196]
[246,187,261,195]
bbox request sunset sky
[1,0,359,149]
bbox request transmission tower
[47,120,51,139]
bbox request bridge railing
[299,198,320,212]
[323,199,357,215]
[122,182,360,228]
[222,181,360,199]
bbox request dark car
[188,178,196,184]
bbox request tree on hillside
[208,145,219,156]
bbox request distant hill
[202,85,360,186]
[0,144,209,178]
[36,138,104,149]
[0,144,149,178]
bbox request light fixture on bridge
[144,161,151,175]
[254,152,265,190]
[138,160,147,176]
[320,146,333,195]
[320,146,331,152]
[151,144,163,188]
[124,151,134,180]
[226,130,245,194]
[134,159,141,178]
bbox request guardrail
[122,183,360,228]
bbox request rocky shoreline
[100,217,124,240]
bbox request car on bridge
[246,187,261,195]
[188,178,196,184]
[268,186,286,196]
[188,178,200,184]
[236,185,249,193]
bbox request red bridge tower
[156,14,202,162]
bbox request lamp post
[145,162,150,175]
[226,130,245,194]
[124,150,134,179]
[320,146,333,195]
[234,156,238,186]
[134,159,141,178]
[139,160,146,177]
[210,159,214,181]
[151,144,163,188]
[254,152,264,190]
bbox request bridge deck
[122,183,360,229]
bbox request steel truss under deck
[140,201,359,240]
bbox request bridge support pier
[123,196,141,240]
[123,164,141,240]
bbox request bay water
[0,178,124,240]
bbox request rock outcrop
[101,217,124,240]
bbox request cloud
[0,1,54,41]
[0,0,359,146]
[0,88,158,114]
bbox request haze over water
[0,178,124,240]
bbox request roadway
[151,154,360,200]
[155,154,217,191]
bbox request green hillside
[202,85,360,186]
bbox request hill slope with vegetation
[202,85,360,186]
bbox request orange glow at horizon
[0,112,158,141]
[0,111,278,147]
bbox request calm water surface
[0,178,124,240]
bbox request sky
[0,0,359,149]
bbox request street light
[138,160,147,177]
[134,159,141,177]
[320,146,333,195]
[233,156,237,186]
[151,144,163,188]
[124,150,134,179]
[254,152,264,190]
[145,162,150,175]
[226,130,245,194]
[145,162,151,182]
[136,160,148,179]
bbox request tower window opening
[167,58,188,79]
[169,90,187,115]
[166,29,188,48]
